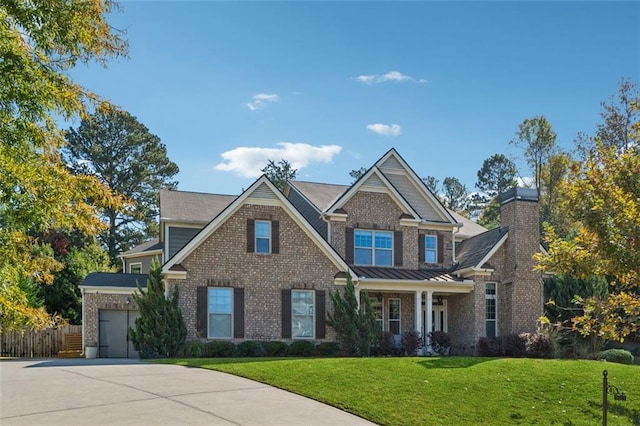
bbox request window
[292,290,314,338]
[208,288,233,338]
[255,220,271,253]
[425,235,437,263]
[354,229,393,266]
[388,298,400,335]
[485,283,497,337]
[129,262,142,274]
[371,298,384,331]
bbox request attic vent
[252,183,278,200]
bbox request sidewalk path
[0,358,376,425]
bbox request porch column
[415,291,422,336]
[355,287,361,309]
[425,291,433,346]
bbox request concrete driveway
[0,359,376,425]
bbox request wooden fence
[0,325,82,358]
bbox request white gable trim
[325,167,420,219]
[162,175,354,278]
[377,149,457,224]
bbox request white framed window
[371,298,384,331]
[129,262,142,274]
[208,288,233,338]
[388,298,401,335]
[425,235,437,263]
[485,283,497,337]
[354,229,393,266]
[292,290,314,338]
[255,220,271,254]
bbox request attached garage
[80,272,148,359]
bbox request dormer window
[354,229,393,267]
[425,235,437,264]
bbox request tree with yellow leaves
[1,1,127,330]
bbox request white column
[355,287,361,309]
[415,291,422,336]
[425,291,433,347]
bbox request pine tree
[130,259,187,358]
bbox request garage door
[98,310,140,358]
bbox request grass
[156,357,640,425]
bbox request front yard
[157,357,639,425]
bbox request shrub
[235,340,264,357]
[477,337,502,357]
[429,331,451,355]
[378,331,396,356]
[263,341,289,357]
[401,330,422,356]
[597,349,634,365]
[502,333,527,357]
[525,333,554,358]
[315,342,340,357]
[289,340,315,356]
[205,340,235,358]
[183,340,205,358]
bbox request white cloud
[367,123,402,136]
[246,93,280,110]
[354,71,427,85]
[214,143,343,178]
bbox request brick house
[81,148,543,357]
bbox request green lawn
[157,357,640,425]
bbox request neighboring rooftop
[120,238,162,256]
[454,226,509,272]
[80,272,148,288]
[449,210,488,239]
[160,189,237,223]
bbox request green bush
[183,340,205,358]
[205,340,235,357]
[377,331,396,356]
[401,330,421,356]
[289,340,315,356]
[597,349,634,365]
[263,341,289,357]
[429,331,452,355]
[235,340,264,357]
[315,342,340,357]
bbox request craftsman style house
[81,149,543,357]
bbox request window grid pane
[354,230,392,266]
[208,288,233,338]
[255,220,270,253]
[292,290,314,338]
[425,235,437,263]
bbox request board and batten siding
[168,226,202,259]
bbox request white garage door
[98,310,140,358]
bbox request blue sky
[69,1,640,196]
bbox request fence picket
[0,325,82,358]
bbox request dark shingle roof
[120,238,162,256]
[160,189,236,223]
[81,272,147,288]
[454,226,508,272]
[288,181,348,211]
[351,266,464,282]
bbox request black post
[603,370,608,426]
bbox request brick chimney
[499,188,544,334]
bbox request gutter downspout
[81,287,86,353]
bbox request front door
[98,310,140,358]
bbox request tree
[64,109,179,264]
[327,274,376,356]
[262,159,297,192]
[0,0,127,330]
[538,152,572,237]
[535,142,640,343]
[510,116,558,196]
[422,176,440,194]
[349,167,367,183]
[476,154,517,197]
[130,259,187,358]
[441,177,469,212]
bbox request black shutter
[247,219,255,253]
[418,234,425,264]
[281,289,292,338]
[271,220,280,254]
[233,288,245,338]
[345,227,354,264]
[196,286,208,338]
[394,230,403,267]
[437,234,444,264]
[316,290,326,339]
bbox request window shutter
[271,220,280,254]
[394,230,403,267]
[233,288,245,338]
[281,289,292,338]
[316,290,326,339]
[196,286,208,338]
[437,234,444,264]
[345,227,354,264]
[418,234,425,264]
[247,219,255,253]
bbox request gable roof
[160,189,237,223]
[454,226,509,273]
[80,272,148,288]
[449,211,488,239]
[288,181,348,211]
[120,238,162,257]
[162,175,355,279]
